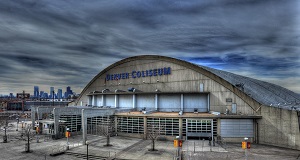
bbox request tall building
[65,86,73,98]
[50,87,54,98]
[43,92,48,98]
[34,86,39,98]
[40,91,44,98]
[57,89,62,99]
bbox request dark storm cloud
[0,0,299,95]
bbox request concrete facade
[258,106,300,150]
[34,55,299,150]
[75,56,258,117]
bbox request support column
[133,94,136,109]
[217,119,221,136]
[180,94,184,111]
[179,118,183,139]
[155,94,158,111]
[82,109,87,144]
[143,117,147,139]
[115,95,118,108]
[114,116,118,134]
[207,93,210,112]
[211,119,214,145]
[31,107,36,130]
[53,108,59,139]
[102,95,106,106]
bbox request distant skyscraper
[65,86,73,98]
[40,91,44,98]
[57,89,62,99]
[9,93,14,98]
[34,86,39,98]
[43,92,48,98]
[50,87,54,98]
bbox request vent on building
[235,83,244,92]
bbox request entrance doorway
[186,119,215,140]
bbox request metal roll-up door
[220,119,254,137]
[158,94,181,112]
[136,94,155,111]
[119,95,133,108]
[96,96,103,106]
[88,96,92,106]
[105,95,115,107]
[183,94,208,112]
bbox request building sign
[226,98,232,102]
[106,67,171,81]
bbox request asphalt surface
[1,121,300,160]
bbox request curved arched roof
[201,66,300,110]
[76,55,300,111]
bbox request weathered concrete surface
[1,122,300,160]
[258,106,300,150]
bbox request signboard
[226,98,232,102]
[106,67,171,81]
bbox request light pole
[86,142,89,160]
[244,137,248,160]
[25,114,28,122]
[22,121,24,129]
[3,127,7,143]
[66,128,70,150]
[3,120,8,143]
[16,118,19,131]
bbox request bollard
[194,141,195,153]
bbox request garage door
[158,94,181,112]
[220,119,253,137]
[119,95,132,108]
[183,94,208,112]
[136,94,155,111]
[105,95,115,107]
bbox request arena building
[32,55,300,150]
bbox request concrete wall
[258,105,300,150]
[76,58,256,116]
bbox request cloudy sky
[0,0,299,96]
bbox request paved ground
[1,121,300,160]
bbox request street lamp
[86,141,89,160]
[16,118,19,131]
[3,120,8,143]
[66,128,70,150]
[3,127,7,143]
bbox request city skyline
[1,85,75,98]
[0,0,299,95]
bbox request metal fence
[181,139,228,160]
